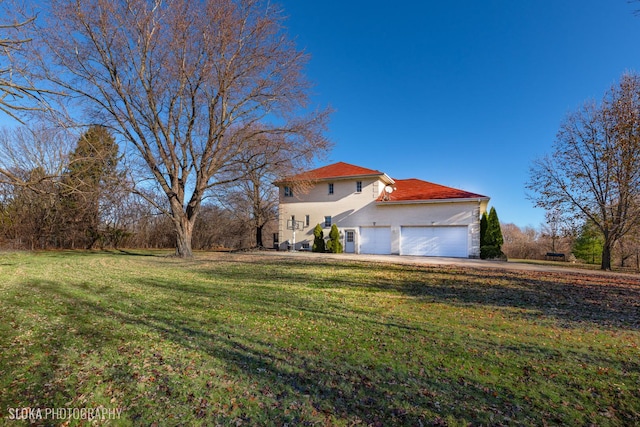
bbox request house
[275,162,489,257]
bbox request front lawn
[0,251,638,426]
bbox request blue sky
[279,0,640,228]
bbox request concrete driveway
[258,250,638,278]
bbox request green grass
[0,250,638,426]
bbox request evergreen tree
[326,224,343,253]
[61,126,122,248]
[480,207,506,259]
[312,224,325,252]
[572,220,604,264]
[480,211,488,247]
[487,207,504,248]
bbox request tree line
[0,124,280,251]
[501,219,640,270]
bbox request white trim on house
[377,197,489,206]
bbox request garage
[359,227,391,254]
[400,226,468,257]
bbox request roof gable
[382,178,487,202]
[280,161,389,182]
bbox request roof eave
[376,196,490,205]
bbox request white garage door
[360,227,391,255]
[400,226,468,257]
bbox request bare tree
[219,167,278,248]
[0,123,73,187]
[193,204,253,250]
[540,209,564,253]
[0,0,72,191]
[0,2,39,122]
[616,219,640,269]
[216,128,320,248]
[528,73,640,270]
[26,0,330,257]
[0,166,63,249]
[501,223,540,260]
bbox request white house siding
[278,177,386,250]
[278,178,485,257]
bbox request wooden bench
[545,252,566,261]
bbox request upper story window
[356,181,362,193]
[284,186,293,197]
[328,183,334,195]
[324,216,332,227]
[305,215,310,227]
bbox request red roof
[281,161,386,182]
[277,162,488,202]
[381,178,487,202]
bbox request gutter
[376,197,490,206]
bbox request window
[305,215,310,227]
[328,183,334,195]
[301,242,310,250]
[273,233,279,244]
[356,181,362,193]
[324,216,332,227]
[284,186,293,197]
[346,231,354,243]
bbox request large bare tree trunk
[175,217,194,258]
[170,196,197,258]
[255,223,264,248]
[601,235,613,271]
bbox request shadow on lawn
[203,257,640,330]
[2,270,638,425]
[18,250,640,332]
[13,279,544,425]
[4,257,640,425]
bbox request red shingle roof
[277,162,488,202]
[381,178,487,202]
[281,161,386,182]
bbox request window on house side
[324,216,331,227]
[305,215,310,227]
[328,183,334,194]
[356,181,362,193]
[284,186,293,197]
